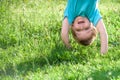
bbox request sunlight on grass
[0,0,120,80]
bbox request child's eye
[76,29,81,31]
[85,27,90,30]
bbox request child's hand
[101,49,108,54]
[66,45,72,49]
[66,45,73,51]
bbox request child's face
[72,16,94,40]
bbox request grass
[0,0,120,80]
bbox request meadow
[0,0,120,80]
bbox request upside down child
[61,0,108,54]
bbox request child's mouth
[78,21,85,24]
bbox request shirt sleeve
[63,0,76,25]
[88,8,102,27]
[87,1,102,27]
[64,8,75,25]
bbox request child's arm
[96,19,108,54]
[61,18,71,48]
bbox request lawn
[0,0,120,80]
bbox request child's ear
[92,27,97,36]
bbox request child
[61,0,108,54]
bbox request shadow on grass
[1,39,120,78]
[0,36,17,49]
[88,68,120,80]
[0,43,90,77]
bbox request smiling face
[72,16,97,45]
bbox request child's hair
[71,27,97,46]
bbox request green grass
[0,0,120,80]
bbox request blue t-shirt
[64,0,102,26]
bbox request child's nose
[79,26,84,30]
